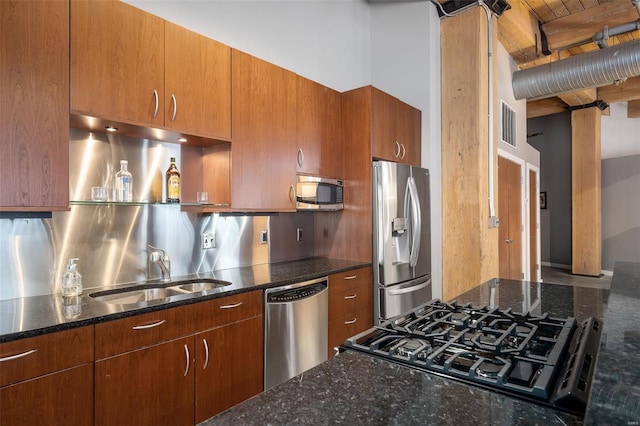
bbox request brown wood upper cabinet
[0,0,69,211]
[296,76,342,178]
[231,49,298,211]
[371,87,421,166]
[71,1,231,141]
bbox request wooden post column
[571,107,602,276]
[441,7,499,300]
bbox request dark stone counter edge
[0,258,371,343]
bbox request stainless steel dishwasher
[264,276,328,389]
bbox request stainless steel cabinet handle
[170,94,177,122]
[289,184,296,203]
[219,301,243,309]
[344,294,357,300]
[394,141,401,157]
[202,339,209,370]
[400,143,406,159]
[132,319,166,330]
[152,89,159,118]
[183,344,190,377]
[505,239,514,244]
[344,275,357,280]
[297,148,305,167]
[0,349,37,362]
[344,318,357,325]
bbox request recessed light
[105,126,118,133]
[177,137,187,143]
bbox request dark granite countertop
[0,257,369,343]
[203,262,640,425]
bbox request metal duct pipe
[512,39,640,100]
[633,0,640,15]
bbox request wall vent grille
[501,101,516,147]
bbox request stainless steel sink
[177,281,228,293]
[91,287,184,305]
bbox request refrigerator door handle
[404,176,422,267]
[388,279,431,295]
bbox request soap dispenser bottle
[61,258,83,297]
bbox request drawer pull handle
[220,302,243,309]
[0,349,37,362]
[344,318,357,325]
[202,339,210,370]
[183,344,190,377]
[344,294,357,300]
[132,319,166,330]
[344,275,357,280]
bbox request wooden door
[529,169,539,281]
[71,0,164,127]
[498,156,523,280]
[95,337,194,426]
[0,0,69,210]
[194,316,263,423]
[231,50,297,210]
[165,22,231,139]
[371,87,399,162]
[396,98,422,166]
[296,76,342,178]
[0,364,93,426]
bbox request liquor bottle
[114,160,133,202]
[166,157,181,203]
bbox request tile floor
[540,266,612,290]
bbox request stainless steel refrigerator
[373,160,431,324]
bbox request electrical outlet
[296,227,303,242]
[260,230,268,244]
[202,232,215,249]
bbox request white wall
[601,102,640,160]
[124,0,444,297]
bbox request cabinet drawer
[191,291,262,332]
[329,267,372,320]
[328,307,373,356]
[0,326,94,387]
[95,304,193,359]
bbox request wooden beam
[497,0,541,65]
[628,99,640,118]
[598,76,640,103]
[558,88,597,106]
[526,97,567,118]
[571,107,602,276]
[542,1,638,51]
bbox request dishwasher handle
[266,282,328,304]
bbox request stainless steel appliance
[264,277,329,389]
[296,175,343,211]
[344,299,602,415]
[373,160,431,323]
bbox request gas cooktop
[344,299,602,415]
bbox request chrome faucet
[148,245,171,282]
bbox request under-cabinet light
[177,137,188,143]
[105,126,118,133]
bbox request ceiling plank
[497,0,541,65]
[598,76,640,103]
[527,97,568,118]
[628,99,640,118]
[541,1,639,51]
[558,88,597,106]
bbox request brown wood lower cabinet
[195,315,263,423]
[328,267,373,357]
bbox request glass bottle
[166,157,181,203]
[114,160,133,202]
[61,258,82,297]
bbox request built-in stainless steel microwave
[296,175,343,211]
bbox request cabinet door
[0,0,69,210]
[296,76,342,178]
[371,87,399,163]
[396,99,422,166]
[71,0,164,127]
[95,336,194,426]
[231,49,297,210]
[165,22,231,140]
[195,315,263,423]
[0,364,93,426]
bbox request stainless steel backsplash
[0,129,315,301]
